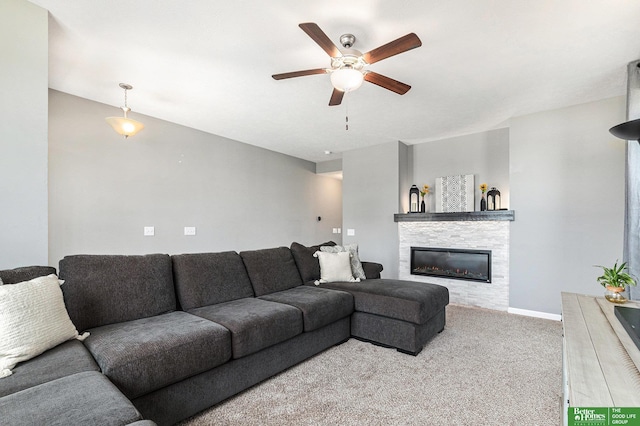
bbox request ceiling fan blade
[299,23,342,58]
[363,33,422,64]
[329,88,344,106]
[272,68,328,80]
[364,72,411,95]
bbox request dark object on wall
[487,187,501,211]
[409,185,420,213]
[609,117,640,142]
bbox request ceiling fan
[272,23,422,106]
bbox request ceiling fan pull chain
[345,94,349,131]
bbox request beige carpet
[178,304,562,426]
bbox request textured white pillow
[320,243,366,279]
[313,251,360,285]
[0,274,87,378]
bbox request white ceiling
[30,0,640,163]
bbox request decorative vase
[421,199,426,213]
[604,285,628,304]
[480,194,487,211]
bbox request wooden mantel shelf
[394,210,515,222]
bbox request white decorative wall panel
[435,174,475,212]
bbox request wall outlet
[184,226,196,236]
[143,226,155,236]
[347,228,355,236]
[338,228,341,234]
[332,228,338,234]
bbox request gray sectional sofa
[0,242,449,425]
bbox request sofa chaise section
[289,242,449,355]
[319,279,449,355]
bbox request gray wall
[411,128,510,212]
[510,96,626,314]
[0,0,48,269]
[341,130,508,282]
[48,90,342,265]
[342,98,624,315]
[342,141,407,278]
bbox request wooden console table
[561,292,640,425]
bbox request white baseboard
[508,307,562,321]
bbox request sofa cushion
[0,340,99,398]
[318,279,449,325]
[320,243,366,279]
[84,311,231,399]
[0,274,86,378]
[0,371,142,426]
[240,247,303,296]
[59,254,176,332]
[188,298,302,359]
[0,266,57,284]
[172,251,254,310]
[259,286,353,332]
[315,251,358,283]
[290,241,336,285]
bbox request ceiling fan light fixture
[330,67,364,92]
[105,83,144,138]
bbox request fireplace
[410,247,491,283]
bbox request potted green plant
[595,260,637,304]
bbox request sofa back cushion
[59,254,176,332]
[172,251,255,310]
[290,241,336,285]
[239,247,303,296]
[0,266,57,284]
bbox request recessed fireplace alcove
[396,211,513,311]
[411,247,491,283]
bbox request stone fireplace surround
[395,211,514,311]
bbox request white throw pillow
[313,251,360,285]
[320,243,366,279]
[0,274,88,378]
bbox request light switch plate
[144,226,155,236]
[184,226,196,236]
[347,229,355,236]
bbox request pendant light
[609,63,640,142]
[105,83,144,138]
[609,118,640,142]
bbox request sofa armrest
[361,261,383,279]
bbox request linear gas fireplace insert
[410,247,491,283]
